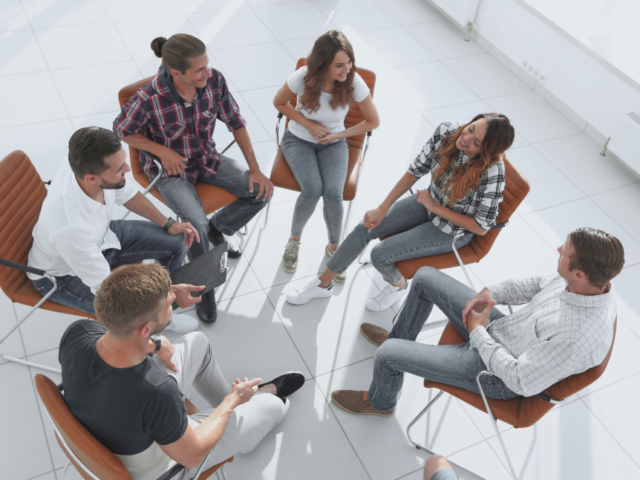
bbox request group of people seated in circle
[25,30,624,480]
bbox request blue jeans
[326,195,473,283]
[368,267,518,412]
[31,220,188,316]
[155,154,269,260]
[282,130,348,245]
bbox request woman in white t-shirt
[273,30,380,277]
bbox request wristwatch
[163,217,176,231]
[151,335,162,354]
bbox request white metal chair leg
[59,460,71,480]
[122,160,163,220]
[261,200,271,231]
[0,273,62,374]
[407,390,485,479]
[476,371,518,479]
[218,465,229,480]
[192,451,214,480]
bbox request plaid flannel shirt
[408,122,505,236]
[470,274,617,397]
[113,66,245,184]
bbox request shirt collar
[558,276,615,308]
[68,171,105,215]
[155,66,204,105]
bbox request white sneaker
[366,282,409,312]
[240,398,290,454]
[164,312,199,334]
[286,277,333,305]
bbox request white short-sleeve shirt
[27,170,138,293]
[286,66,370,143]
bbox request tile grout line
[578,387,640,470]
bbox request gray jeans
[326,195,473,284]
[368,267,517,412]
[282,129,349,245]
[154,155,269,260]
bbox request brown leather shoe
[331,390,393,417]
[360,323,389,347]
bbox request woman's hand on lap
[304,119,330,141]
[317,133,339,144]
[416,189,437,211]
[364,206,387,232]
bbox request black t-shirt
[59,319,188,455]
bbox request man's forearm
[232,127,260,173]
[123,192,168,226]
[191,397,236,459]
[121,133,167,158]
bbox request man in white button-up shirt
[28,127,203,334]
[330,227,624,416]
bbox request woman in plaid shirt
[287,114,514,311]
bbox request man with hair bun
[114,33,273,324]
[28,126,201,334]
[332,227,624,417]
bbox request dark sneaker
[331,390,393,417]
[360,323,389,347]
[195,290,217,323]
[207,220,242,259]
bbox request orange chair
[117,78,241,227]
[407,319,617,479]
[0,151,96,374]
[263,58,376,240]
[375,158,530,291]
[35,374,234,480]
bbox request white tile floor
[1,1,639,479]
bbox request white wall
[471,0,640,143]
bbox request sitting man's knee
[423,454,453,480]
[414,266,440,285]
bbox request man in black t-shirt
[60,263,304,479]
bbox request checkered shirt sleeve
[408,122,457,178]
[470,275,616,397]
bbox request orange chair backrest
[288,58,376,150]
[35,374,133,480]
[467,157,529,261]
[0,151,48,301]
[117,76,154,178]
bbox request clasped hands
[305,119,339,144]
[462,288,497,333]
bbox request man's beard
[152,319,170,335]
[99,178,126,190]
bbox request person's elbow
[369,116,380,131]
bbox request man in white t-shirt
[28,127,202,333]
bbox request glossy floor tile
[2,1,640,479]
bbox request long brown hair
[299,30,356,113]
[433,113,514,205]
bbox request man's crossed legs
[155,332,288,473]
[332,267,518,416]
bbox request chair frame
[261,113,373,243]
[405,368,565,480]
[0,258,63,374]
[40,379,229,480]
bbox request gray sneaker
[282,240,301,273]
[324,245,347,283]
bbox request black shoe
[258,372,305,402]
[207,220,242,259]
[196,290,217,323]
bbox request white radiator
[609,112,640,176]
[430,0,480,30]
